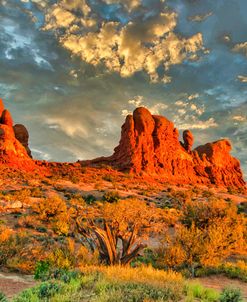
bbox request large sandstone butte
[0,99,34,169]
[86,107,245,188]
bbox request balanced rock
[182,130,194,152]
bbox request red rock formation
[194,140,245,188]
[14,124,32,158]
[84,107,245,188]
[0,100,35,169]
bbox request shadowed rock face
[86,107,245,188]
[0,100,34,169]
[13,124,32,158]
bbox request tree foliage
[162,199,247,276]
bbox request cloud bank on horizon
[0,0,247,176]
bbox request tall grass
[80,265,183,287]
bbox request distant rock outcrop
[85,107,245,188]
[0,99,34,169]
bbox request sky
[0,0,247,177]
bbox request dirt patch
[198,275,247,299]
[0,272,37,299]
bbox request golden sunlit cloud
[237,75,247,82]
[40,0,204,83]
[232,41,247,56]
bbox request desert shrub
[0,292,8,302]
[48,238,76,270]
[219,287,243,302]
[32,196,70,235]
[34,261,50,280]
[38,282,61,299]
[13,281,61,302]
[0,227,26,266]
[131,248,158,268]
[238,202,247,214]
[0,226,46,273]
[84,194,97,204]
[30,187,44,198]
[222,261,247,281]
[32,196,67,221]
[196,261,247,282]
[181,199,237,229]
[17,215,36,228]
[102,190,120,203]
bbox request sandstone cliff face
[86,107,245,188]
[0,99,34,169]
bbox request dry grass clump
[81,265,183,288]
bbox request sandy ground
[0,272,37,299]
[198,275,247,299]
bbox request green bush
[38,282,61,299]
[219,287,243,302]
[34,261,50,280]
[195,262,247,282]
[0,292,8,302]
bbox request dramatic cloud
[40,0,204,82]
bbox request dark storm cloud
[0,0,246,178]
